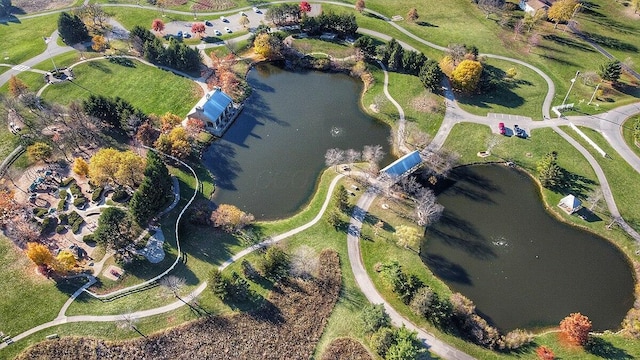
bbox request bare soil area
[11,0,76,14]
[18,249,342,359]
[320,338,373,360]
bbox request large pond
[202,63,393,219]
[423,164,635,331]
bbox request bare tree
[527,33,541,53]
[373,220,384,237]
[586,188,603,211]
[398,176,423,198]
[477,0,505,19]
[446,44,468,65]
[344,149,361,175]
[325,148,345,171]
[289,245,319,279]
[405,123,431,149]
[420,149,459,178]
[116,313,146,337]
[362,145,385,166]
[415,189,444,227]
[513,19,524,40]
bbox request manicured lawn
[40,58,203,116]
[291,38,356,58]
[0,237,82,337]
[31,51,95,71]
[575,0,640,73]
[564,125,640,234]
[360,65,445,142]
[622,115,640,158]
[0,14,59,65]
[0,70,46,94]
[456,57,548,119]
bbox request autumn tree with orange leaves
[207,53,243,99]
[0,188,19,225]
[536,346,555,360]
[560,312,592,346]
[191,22,206,37]
[152,18,165,33]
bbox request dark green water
[423,164,635,331]
[202,63,392,219]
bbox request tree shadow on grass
[581,32,638,52]
[543,34,596,53]
[548,167,597,199]
[87,60,113,73]
[586,337,633,359]
[416,21,438,27]
[538,53,578,67]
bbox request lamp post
[43,37,59,73]
[588,81,601,105]
[562,70,580,106]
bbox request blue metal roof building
[380,150,423,178]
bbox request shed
[558,194,582,214]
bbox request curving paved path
[2,2,640,358]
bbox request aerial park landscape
[1,0,640,359]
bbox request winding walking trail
[2,1,640,358]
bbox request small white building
[184,88,242,137]
[519,0,554,15]
[558,194,582,214]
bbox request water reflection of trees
[422,254,472,285]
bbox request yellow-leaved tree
[73,157,89,177]
[53,250,76,273]
[395,225,422,250]
[160,112,182,133]
[88,148,146,187]
[210,204,254,233]
[25,242,54,266]
[451,60,483,94]
[253,33,283,60]
[548,0,579,29]
[27,142,53,163]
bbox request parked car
[176,30,183,38]
[220,16,227,22]
[214,29,222,36]
[498,122,506,135]
[239,11,246,16]
[224,27,232,33]
[252,6,260,13]
[205,20,212,26]
[183,32,191,38]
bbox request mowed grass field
[40,58,203,116]
[0,14,59,65]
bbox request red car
[498,122,506,135]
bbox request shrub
[83,234,95,243]
[360,304,390,333]
[409,287,435,317]
[560,312,592,346]
[59,189,68,200]
[59,177,75,187]
[370,327,395,358]
[58,213,68,225]
[33,207,48,218]
[67,211,84,234]
[41,217,58,234]
[91,187,103,202]
[259,246,289,280]
[57,199,67,212]
[112,188,129,202]
[73,197,87,207]
[56,225,66,233]
[69,183,82,196]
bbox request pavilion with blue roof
[185,88,242,137]
[380,150,423,181]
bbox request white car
[214,29,222,36]
[252,6,260,13]
[220,16,227,22]
[224,27,232,33]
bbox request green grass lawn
[563,125,640,234]
[456,57,548,119]
[40,58,202,116]
[575,0,640,74]
[0,237,84,337]
[622,115,640,158]
[0,14,59,65]
[0,70,47,94]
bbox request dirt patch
[18,249,342,360]
[102,265,124,281]
[320,338,372,360]
[11,0,76,14]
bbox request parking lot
[161,7,266,39]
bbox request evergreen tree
[209,268,229,300]
[599,60,622,83]
[130,150,172,225]
[58,12,89,44]
[420,60,444,92]
[334,185,350,212]
[536,151,562,188]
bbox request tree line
[130,26,201,73]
